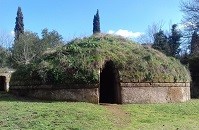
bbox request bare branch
[181,0,199,30]
[138,21,165,44]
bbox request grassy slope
[1,92,199,130]
[42,34,191,83]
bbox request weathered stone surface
[121,82,190,87]
[10,87,99,104]
[10,84,99,89]
[121,83,190,103]
[10,82,190,104]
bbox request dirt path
[101,104,131,129]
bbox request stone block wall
[121,83,190,103]
[10,82,190,104]
[10,84,99,104]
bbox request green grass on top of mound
[10,34,190,86]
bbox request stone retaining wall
[121,83,190,103]
[10,85,99,104]
[10,82,190,104]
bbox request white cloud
[10,30,15,37]
[108,29,143,39]
[108,30,115,34]
[177,22,197,30]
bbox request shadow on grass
[0,91,54,103]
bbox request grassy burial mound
[10,34,190,86]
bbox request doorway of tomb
[0,76,6,91]
[99,60,121,104]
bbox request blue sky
[0,0,185,41]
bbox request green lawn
[123,100,199,130]
[0,92,199,130]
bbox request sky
[0,0,186,42]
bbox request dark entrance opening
[0,76,6,91]
[100,60,121,104]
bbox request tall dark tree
[168,24,182,57]
[93,9,101,34]
[14,7,24,41]
[152,30,170,55]
[190,30,199,55]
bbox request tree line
[151,24,182,58]
[137,0,199,73]
[0,7,101,68]
[1,0,199,70]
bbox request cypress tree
[14,7,24,40]
[168,24,182,57]
[93,9,101,34]
[190,31,199,55]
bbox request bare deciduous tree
[12,31,40,66]
[138,21,164,44]
[181,0,199,30]
[0,30,13,67]
[0,30,14,48]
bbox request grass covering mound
[10,34,190,86]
